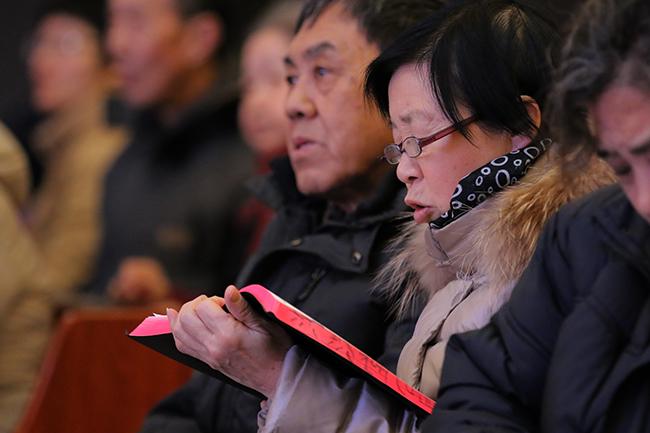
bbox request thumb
[166,308,179,329]
[224,285,260,327]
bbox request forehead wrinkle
[284,41,337,69]
[303,41,337,61]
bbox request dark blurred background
[0,0,44,124]
[0,0,586,126]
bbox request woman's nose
[396,152,421,185]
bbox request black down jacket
[424,185,650,433]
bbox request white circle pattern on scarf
[429,138,551,230]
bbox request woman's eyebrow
[397,109,435,125]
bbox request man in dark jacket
[424,0,650,431]
[139,0,445,431]
[87,0,271,301]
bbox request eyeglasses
[382,115,478,165]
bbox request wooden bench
[15,307,192,433]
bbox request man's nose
[285,81,316,121]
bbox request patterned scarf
[429,138,551,230]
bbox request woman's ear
[511,95,542,151]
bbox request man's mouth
[291,137,318,151]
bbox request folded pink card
[129,284,435,416]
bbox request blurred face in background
[238,27,291,157]
[28,14,105,113]
[591,84,650,224]
[107,0,216,109]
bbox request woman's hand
[167,285,293,398]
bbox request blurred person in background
[0,2,125,430]
[235,0,299,254]
[0,124,50,432]
[89,0,272,305]
[25,0,126,298]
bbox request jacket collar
[594,186,650,281]
[251,156,407,227]
[241,157,407,277]
[32,91,109,158]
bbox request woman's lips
[406,200,435,224]
[412,206,435,224]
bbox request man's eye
[315,66,329,77]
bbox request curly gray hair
[550,0,650,168]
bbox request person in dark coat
[86,0,272,302]
[138,0,445,432]
[421,0,650,431]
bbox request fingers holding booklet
[166,285,293,398]
[129,284,435,416]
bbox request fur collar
[375,151,616,318]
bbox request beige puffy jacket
[0,123,52,433]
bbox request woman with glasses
[165,0,612,431]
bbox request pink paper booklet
[129,284,435,416]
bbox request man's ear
[511,95,542,151]
[181,13,223,66]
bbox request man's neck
[158,65,218,126]
[328,163,393,214]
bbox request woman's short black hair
[365,0,561,140]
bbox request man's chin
[294,175,331,198]
[119,85,159,110]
